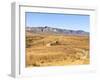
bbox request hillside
[26,26,89,36]
[25,26,89,67]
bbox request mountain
[26,26,89,36]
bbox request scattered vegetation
[26,33,89,67]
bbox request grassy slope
[26,33,89,67]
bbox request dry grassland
[26,33,89,67]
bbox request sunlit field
[26,32,89,67]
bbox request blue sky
[26,12,89,32]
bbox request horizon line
[26,26,89,32]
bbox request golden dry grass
[26,33,89,67]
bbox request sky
[25,12,90,32]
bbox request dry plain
[26,32,89,67]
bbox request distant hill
[26,26,89,36]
